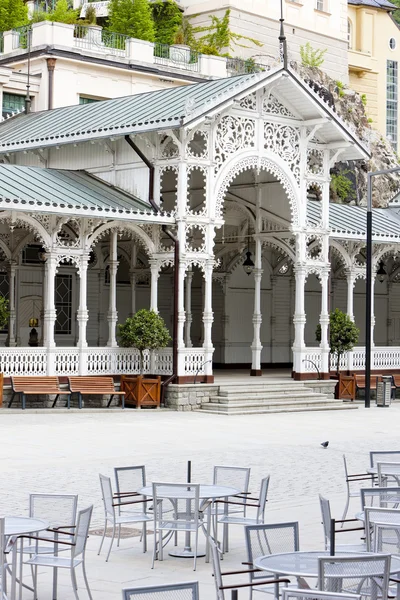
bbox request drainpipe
[124,135,179,390]
[46,58,56,110]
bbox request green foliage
[368,117,373,124]
[192,9,262,56]
[153,0,181,45]
[316,308,359,372]
[108,0,155,41]
[0,0,28,31]
[391,0,400,24]
[330,171,355,203]
[118,309,171,373]
[335,80,345,98]
[30,9,48,23]
[0,296,9,330]
[300,41,327,68]
[44,0,79,24]
[84,3,96,24]
[361,93,367,106]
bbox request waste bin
[376,376,392,407]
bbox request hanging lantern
[377,261,387,284]
[243,250,255,276]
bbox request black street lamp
[365,167,400,408]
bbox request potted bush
[118,309,171,408]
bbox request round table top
[367,466,400,475]
[5,516,49,536]
[138,484,240,500]
[254,551,400,578]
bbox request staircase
[199,381,358,415]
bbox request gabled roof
[307,200,400,241]
[348,0,397,9]
[0,66,370,161]
[0,165,172,222]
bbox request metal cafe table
[139,484,240,558]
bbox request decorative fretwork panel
[160,166,178,214]
[262,94,296,118]
[187,166,207,216]
[214,116,255,172]
[187,130,209,159]
[306,148,325,176]
[264,123,300,183]
[185,224,207,253]
[54,349,80,375]
[55,274,72,335]
[239,92,257,111]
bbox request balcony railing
[12,25,31,50]
[154,43,199,72]
[226,57,268,76]
[73,25,128,56]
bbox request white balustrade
[0,348,47,376]
[300,348,322,373]
[182,349,206,375]
[54,348,80,375]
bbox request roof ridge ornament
[279,0,288,69]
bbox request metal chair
[24,493,78,554]
[319,495,365,552]
[360,488,400,510]
[114,465,148,547]
[212,465,251,554]
[122,581,199,599]
[209,536,290,600]
[99,473,151,561]
[282,589,361,600]
[245,522,299,599]
[370,452,400,468]
[23,505,94,600]
[318,554,391,600]
[377,462,400,487]
[364,507,400,553]
[151,482,207,571]
[341,455,374,522]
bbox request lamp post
[365,166,400,408]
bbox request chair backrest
[365,506,400,552]
[370,451,400,467]
[245,522,299,582]
[209,537,225,600]
[377,462,400,486]
[373,522,400,555]
[73,505,93,559]
[318,554,391,600]
[114,466,146,514]
[282,589,361,600]
[29,494,78,530]
[256,476,270,523]
[319,495,331,550]
[213,465,251,514]
[152,483,200,528]
[360,487,400,510]
[99,474,115,518]
[122,582,199,600]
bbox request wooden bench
[10,376,71,410]
[68,376,125,409]
[354,374,383,398]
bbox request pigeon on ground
[321,441,329,448]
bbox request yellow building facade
[348,0,400,149]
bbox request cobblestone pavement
[0,403,396,599]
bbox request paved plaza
[0,402,397,599]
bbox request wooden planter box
[120,375,161,409]
[337,374,356,401]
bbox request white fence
[301,347,400,374]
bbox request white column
[185,269,193,348]
[107,231,119,347]
[7,259,17,347]
[251,237,263,375]
[97,268,105,346]
[346,271,355,322]
[129,271,136,317]
[292,266,306,374]
[150,261,159,313]
[77,254,89,348]
[319,270,330,375]
[203,260,214,376]
[43,254,57,349]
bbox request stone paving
[0,402,396,599]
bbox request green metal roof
[307,200,400,240]
[0,73,261,153]
[0,165,161,219]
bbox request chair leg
[98,520,107,555]
[71,567,78,590]
[205,507,212,564]
[151,528,157,569]
[117,524,121,547]
[142,522,147,553]
[193,529,199,571]
[341,494,350,526]
[70,569,79,600]
[82,562,93,600]
[106,523,116,562]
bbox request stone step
[211,391,328,403]
[217,385,319,397]
[199,403,357,415]
[204,397,337,410]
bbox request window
[2,92,25,118]
[79,96,100,105]
[55,274,72,335]
[22,245,45,264]
[387,60,398,151]
[316,0,327,11]
[390,38,397,51]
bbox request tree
[118,309,171,374]
[0,0,28,32]
[46,0,79,24]
[300,41,327,68]
[0,296,9,330]
[84,4,97,25]
[316,308,359,373]
[108,0,155,42]
[391,0,400,24]
[193,9,262,56]
[153,0,182,45]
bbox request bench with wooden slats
[10,376,71,410]
[354,374,383,396]
[68,376,125,409]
